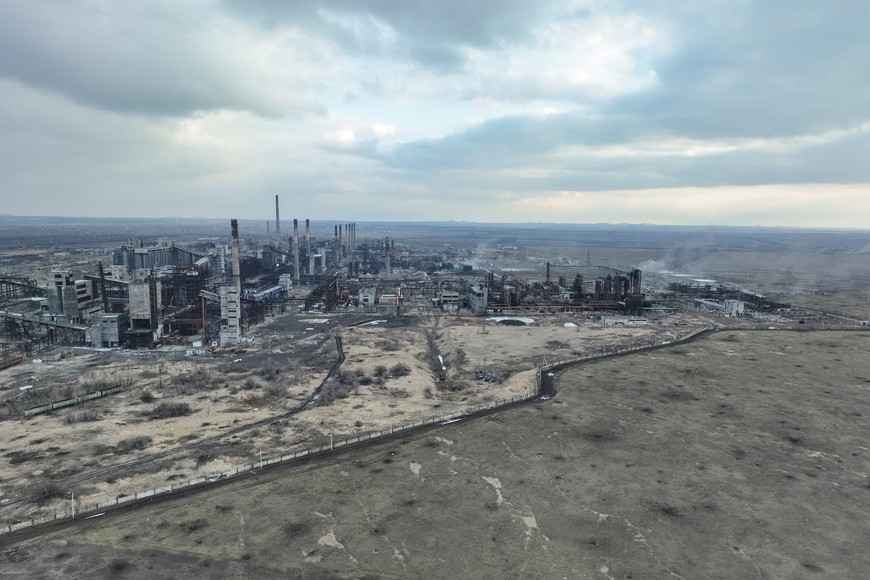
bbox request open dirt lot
[2,330,867,578]
[0,313,685,524]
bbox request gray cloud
[371,0,870,194]
[0,1,321,117]
[386,111,659,171]
[1,0,868,226]
[605,1,870,139]
[222,0,549,70]
[381,109,870,195]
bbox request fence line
[6,322,857,535]
[0,389,540,535]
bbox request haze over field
[1,1,868,226]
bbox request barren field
[2,330,867,578]
[0,322,338,520]
[0,313,688,525]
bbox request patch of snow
[482,476,505,504]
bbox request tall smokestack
[218,219,243,345]
[275,195,281,247]
[231,219,241,297]
[305,218,311,255]
[293,219,300,283]
[385,236,391,276]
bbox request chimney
[275,195,280,247]
[231,219,241,297]
[305,218,311,258]
[385,236,391,276]
[293,219,300,283]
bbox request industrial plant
[0,197,832,369]
[0,198,365,354]
[1,213,868,580]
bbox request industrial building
[8,211,664,351]
[112,238,203,273]
[0,208,819,364]
[469,282,488,315]
[14,199,812,357]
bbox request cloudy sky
[1,1,868,227]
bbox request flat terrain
[2,330,867,578]
[0,313,676,523]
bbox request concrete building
[436,290,460,311]
[128,279,163,346]
[278,274,294,293]
[47,269,73,315]
[112,239,202,274]
[219,285,241,345]
[47,269,93,323]
[469,282,488,315]
[359,288,377,311]
[724,300,745,317]
[219,218,243,346]
[129,281,157,320]
[108,265,128,280]
[87,313,127,347]
[74,279,93,307]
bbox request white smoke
[636,259,669,273]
